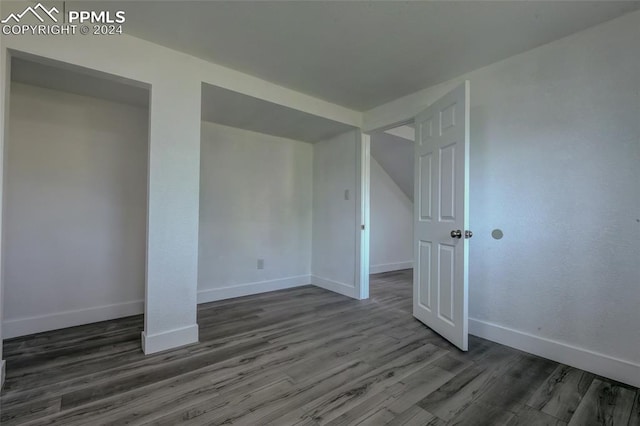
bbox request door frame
[355,131,370,300]
[360,118,416,300]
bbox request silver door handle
[465,230,473,239]
[451,230,462,239]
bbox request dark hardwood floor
[2,269,638,425]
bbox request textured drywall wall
[198,122,312,297]
[0,22,9,378]
[311,130,358,294]
[142,77,202,353]
[465,10,640,366]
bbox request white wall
[3,83,148,338]
[0,31,9,386]
[369,157,413,274]
[364,10,640,386]
[311,130,360,298]
[198,122,312,301]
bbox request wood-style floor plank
[416,346,521,421]
[629,391,640,426]
[507,405,567,426]
[527,364,595,421]
[389,405,444,426]
[2,269,637,425]
[567,378,636,426]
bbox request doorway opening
[367,123,415,312]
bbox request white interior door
[413,81,470,351]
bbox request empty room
[0,1,638,425]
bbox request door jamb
[355,131,370,300]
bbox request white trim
[197,275,310,304]
[370,261,413,275]
[311,275,357,299]
[355,131,371,300]
[1,360,5,390]
[2,300,144,339]
[469,318,640,388]
[141,324,198,355]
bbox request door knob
[465,230,473,239]
[451,230,462,239]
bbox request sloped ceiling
[371,132,414,201]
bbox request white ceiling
[81,1,639,110]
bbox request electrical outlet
[257,259,264,270]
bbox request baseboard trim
[141,324,199,355]
[198,275,310,304]
[370,261,413,274]
[1,360,5,390]
[311,275,357,299]
[469,318,640,388]
[3,300,144,339]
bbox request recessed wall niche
[3,55,150,338]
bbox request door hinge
[361,224,365,230]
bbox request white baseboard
[3,300,144,339]
[1,359,5,390]
[198,275,310,304]
[469,318,640,388]
[141,324,199,355]
[311,275,357,299]
[370,261,413,274]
